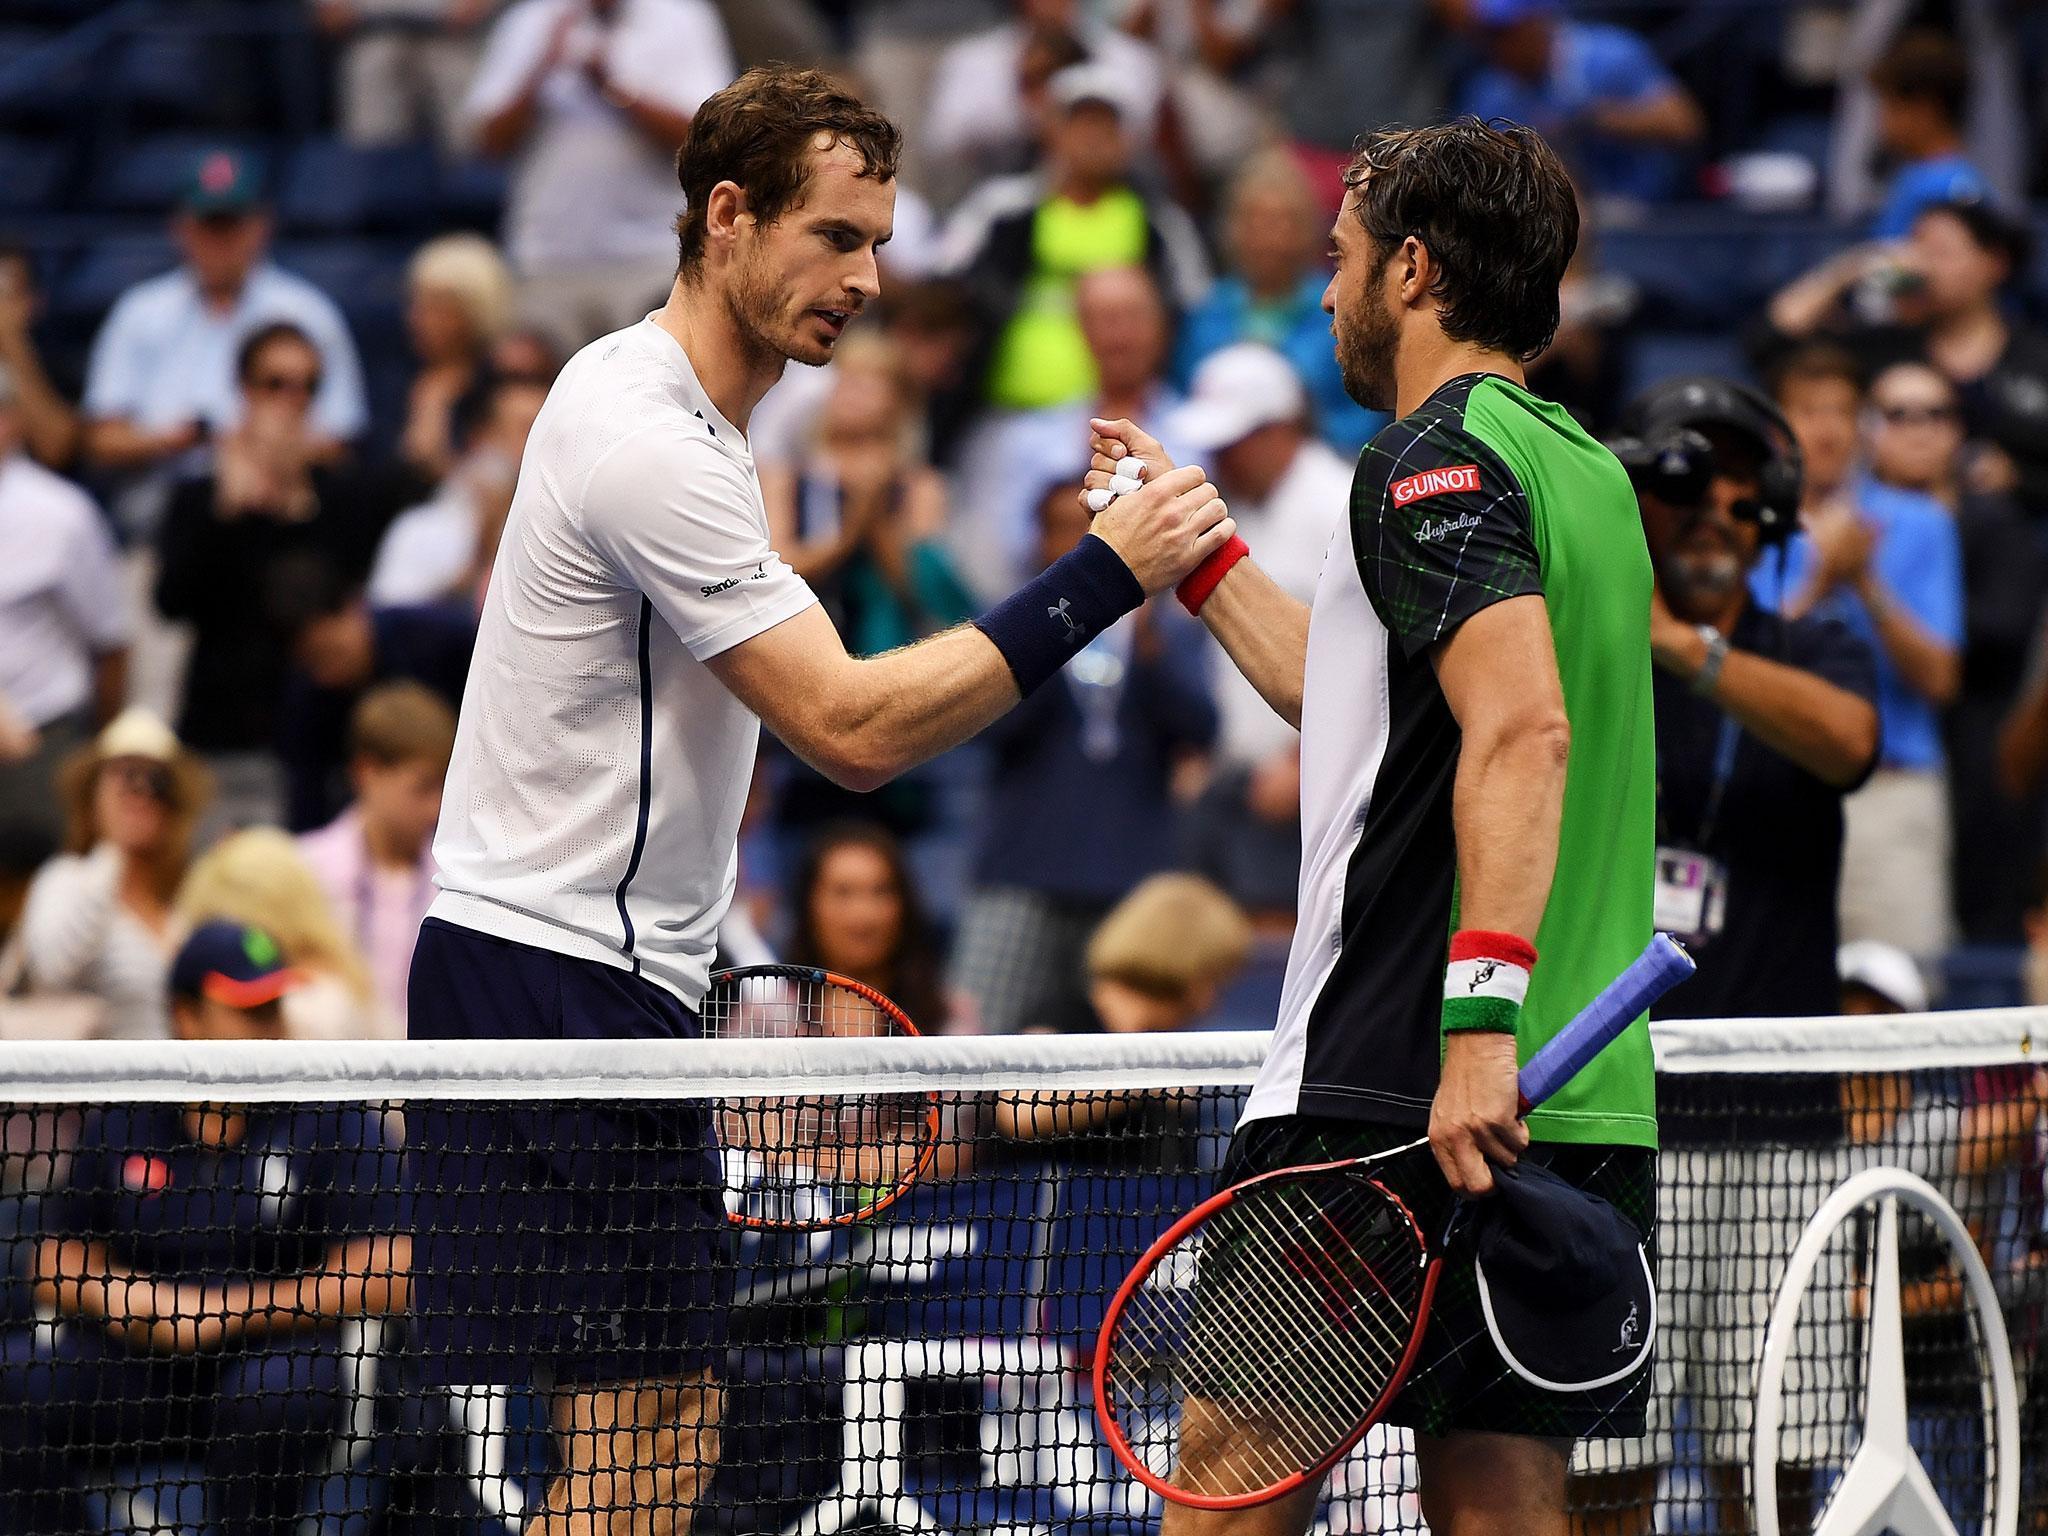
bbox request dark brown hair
[1767,341,1865,405]
[1870,29,1969,123]
[1343,117,1579,361]
[348,680,457,773]
[787,821,946,1033]
[674,66,901,276]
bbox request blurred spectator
[1760,347,1962,960]
[400,233,516,480]
[1166,342,1346,768]
[1118,0,1282,196]
[848,0,1001,196]
[155,324,420,833]
[177,828,387,1038]
[785,821,957,1035]
[941,61,1207,414]
[1827,1,2024,226]
[487,325,561,384]
[1575,376,1879,1532]
[13,711,210,1041]
[1180,742,1301,935]
[315,0,499,154]
[1175,148,1380,457]
[923,0,1162,205]
[372,369,547,607]
[267,558,474,832]
[1863,360,2048,942]
[82,148,368,531]
[1280,0,1446,156]
[992,873,1251,1149]
[951,265,1185,599]
[1761,201,2048,516]
[949,479,1215,1033]
[0,366,130,862]
[1528,208,1639,433]
[462,0,736,355]
[762,333,974,657]
[297,682,455,1032]
[1865,31,1990,239]
[3,920,406,1536]
[1453,0,1704,207]
[0,245,82,470]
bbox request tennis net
[0,1013,2039,1536]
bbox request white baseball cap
[1165,343,1309,455]
[1048,61,1127,117]
[1838,940,1928,1013]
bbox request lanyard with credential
[1689,715,1743,851]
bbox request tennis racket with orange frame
[700,964,940,1231]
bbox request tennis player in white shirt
[405,65,1233,1534]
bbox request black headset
[1606,376,1804,548]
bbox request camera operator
[1571,376,1881,1536]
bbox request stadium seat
[277,139,442,236]
[89,133,267,216]
[436,156,512,232]
[106,26,262,131]
[51,234,176,319]
[858,1156,1056,1339]
[1039,1166,1210,1348]
[1619,331,1756,402]
[0,133,68,213]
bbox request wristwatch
[1691,625,1729,696]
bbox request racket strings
[1105,1174,1428,1500]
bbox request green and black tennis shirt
[1242,372,1658,1150]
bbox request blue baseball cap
[1472,1159,1655,1391]
[169,921,303,1008]
[182,148,264,216]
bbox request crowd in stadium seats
[0,0,2044,1036]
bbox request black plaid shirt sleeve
[1354,414,1543,659]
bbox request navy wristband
[973,534,1144,696]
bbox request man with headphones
[1571,374,1882,1535]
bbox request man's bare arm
[1193,560,1312,728]
[1428,594,1572,1196]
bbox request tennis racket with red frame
[700,964,940,1231]
[1093,934,1694,1509]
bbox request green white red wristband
[1442,929,1537,1035]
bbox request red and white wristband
[1441,930,1537,1035]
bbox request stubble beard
[1335,279,1400,414]
[725,252,820,371]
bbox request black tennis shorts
[1223,1116,1656,1442]
[405,918,734,1388]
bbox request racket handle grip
[1515,934,1694,1113]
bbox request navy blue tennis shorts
[405,918,734,1388]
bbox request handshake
[1079,417,1237,598]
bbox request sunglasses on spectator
[103,758,176,804]
[247,370,322,397]
[1875,403,1959,426]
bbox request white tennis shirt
[429,318,817,1007]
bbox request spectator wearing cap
[949,479,1215,1034]
[267,557,474,833]
[1574,375,1880,1535]
[371,368,549,610]
[1166,342,1349,770]
[922,0,1163,205]
[398,233,517,482]
[1453,0,1704,206]
[314,0,500,156]
[155,323,424,834]
[0,921,408,1536]
[1761,200,2048,517]
[1861,360,2046,943]
[950,264,1187,599]
[461,0,737,356]
[0,363,131,863]
[1865,31,1991,240]
[298,682,456,1031]
[1175,149,1383,459]
[1757,347,1963,959]
[81,147,368,533]
[939,59,1208,415]
[13,711,211,1041]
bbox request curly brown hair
[1343,117,1579,361]
[674,65,901,277]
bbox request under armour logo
[570,1311,627,1350]
[1467,960,1498,992]
[1613,1300,1640,1353]
[1048,598,1083,645]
